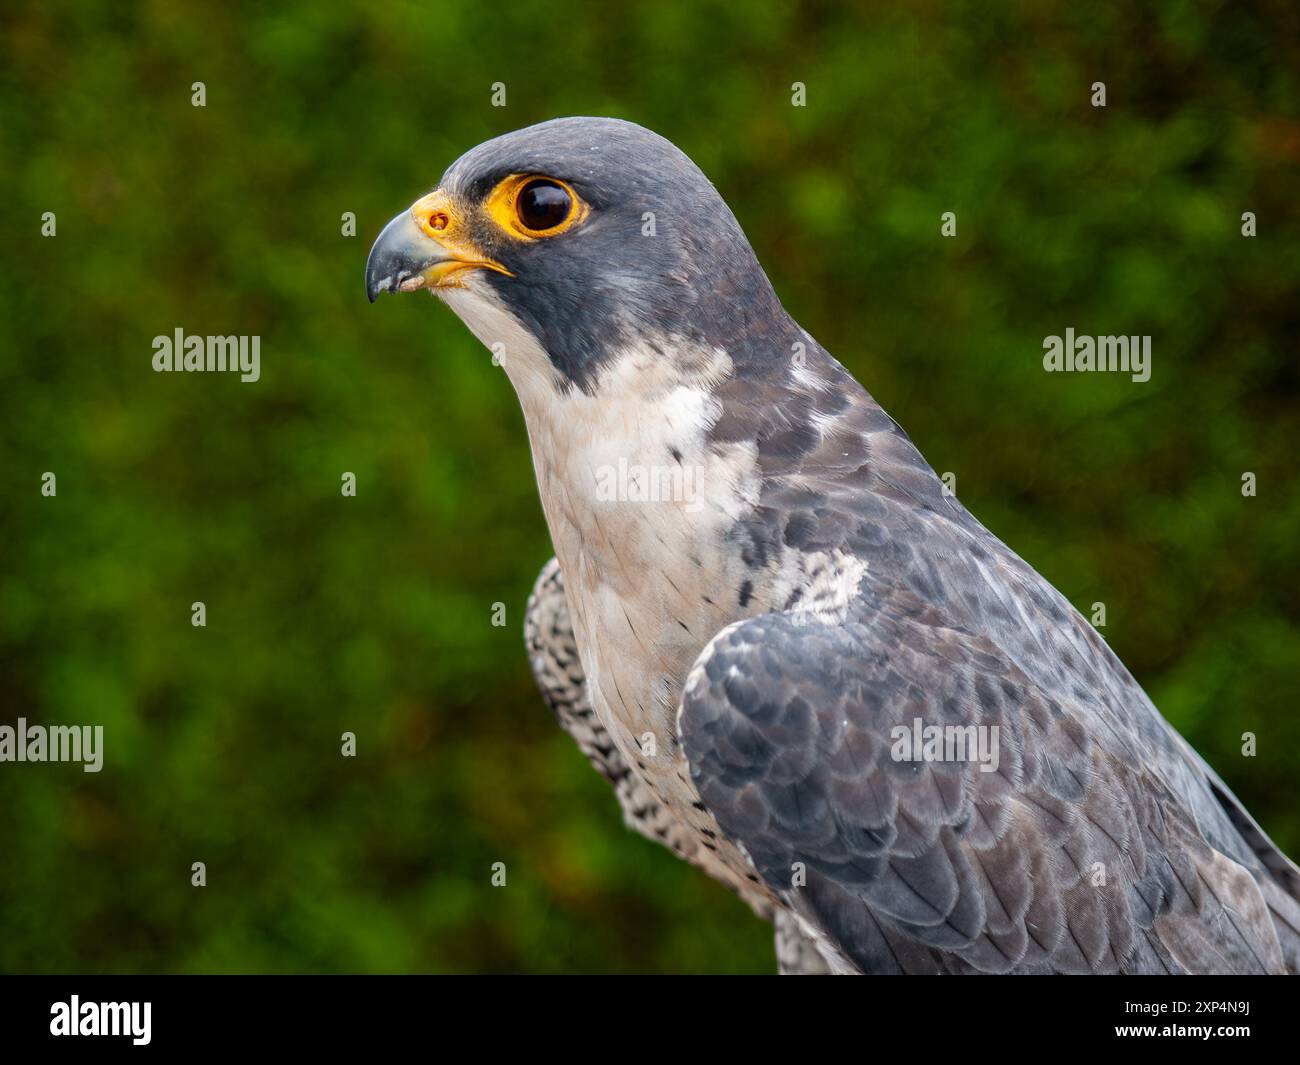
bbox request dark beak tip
[364,266,390,303]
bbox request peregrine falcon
[366,117,1300,974]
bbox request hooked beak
[365,189,512,302]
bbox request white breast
[438,280,874,916]
[444,282,760,731]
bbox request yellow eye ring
[484,174,588,239]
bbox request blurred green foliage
[1,0,1297,973]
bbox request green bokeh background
[1,0,1297,973]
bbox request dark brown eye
[516,179,572,232]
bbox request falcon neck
[503,336,795,735]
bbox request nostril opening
[427,211,448,232]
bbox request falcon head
[365,117,788,392]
